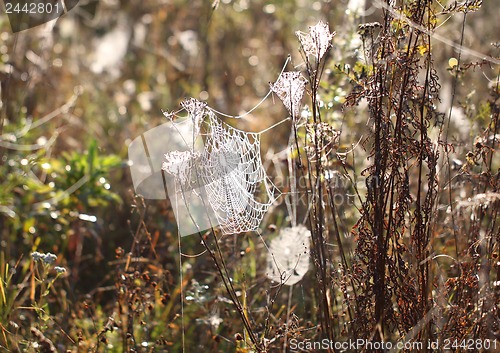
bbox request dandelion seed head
[266,225,311,285]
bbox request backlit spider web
[164,98,280,235]
[295,20,335,61]
[269,71,306,122]
[201,110,280,234]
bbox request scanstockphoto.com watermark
[288,338,499,351]
[289,338,424,351]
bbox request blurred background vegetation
[0,0,498,352]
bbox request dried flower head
[54,266,66,273]
[32,251,43,262]
[42,253,57,265]
[180,98,207,137]
[32,251,58,265]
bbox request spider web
[163,99,280,235]
[269,71,306,122]
[200,111,280,234]
[295,20,335,61]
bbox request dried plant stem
[177,181,263,351]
